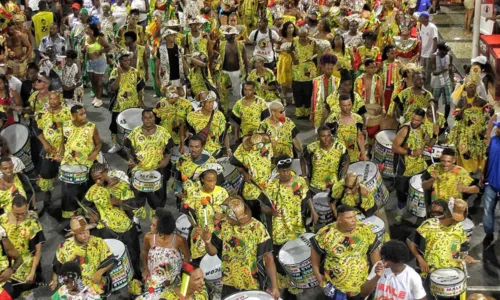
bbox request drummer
[183,168,228,265]
[301,125,349,194]
[423,99,446,141]
[230,133,274,222]
[407,199,479,299]
[392,108,438,225]
[159,262,209,299]
[261,154,313,298]
[421,148,479,203]
[50,216,116,296]
[34,91,71,211]
[108,50,146,154]
[311,205,381,298]
[153,85,193,155]
[0,157,28,213]
[331,172,376,219]
[392,71,433,124]
[124,109,174,216]
[61,105,102,222]
[83,163,142,292]
[186,91,231,157]
[258,101,302,160]
[201,196,280,299]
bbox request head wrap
[12,13,26,23]
[80,8,88,15]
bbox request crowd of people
[0,0,497,299]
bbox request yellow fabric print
[154,97,192,145]
[396,88,433,123]
[331,179,375,215]
[258,118,297,158]
[422,112,445,141]
[28,91,49,114]
[215,219,271,290]
[292,37,317,82]
[326,113,363,163]
[85,184,132,233]
[247,68,280,102]
[160,288,209,300]
[0,175,27,213]
[62,121,96,168]
[188,67,213,97]
[134,45,147,77]
[402,124,427,177]
[312,222,377,295]
[264,176,308,245]
[233,142,273,200]
[306,141,347,190]
[355,46,380,72]
[232,97,268,137]
[413,218,468,277]
[326,91,365,120]
[427,164,474,202]
[109,67,142,113]
[127,125,171,171]
[187,110,229,155]
[311,75,340,127]
[35,106,72,159]
[55,236,114,294]
[185,32,209,57]
[0,226,10,274]
[186,186,228,259]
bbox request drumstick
[431,104,436,124]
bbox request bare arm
[370,246,381,265]
[90,127,102,158]
[357,130,367,159]
[242,46,249,74]
[392,126,410,155]
[311,247,325,286]
[29,243,42,276]
[141,234,151,276]
[263,252,279,293]
[176,234,191,262]
[293,137,302,157]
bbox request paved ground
[28,6,500,299]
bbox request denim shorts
[87,56,107,75]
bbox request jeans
[483,185,500,234]
[420,57,433,88]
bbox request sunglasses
[277,158,292,166]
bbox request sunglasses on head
[277,158,292,166]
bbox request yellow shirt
[62,121,96,168]
[326,113,364,163]
[232,97,268,138]
[0,175,26,213]
[331,179,376,216]
[187,110,228,155]
[426,164,474,202]
[258,117,298,158]
[35,106,72,160]
[127,125,172,171]
[32,11,54,47]
[306,141,347,191]
[85,184,132,233]
[154,97,192,145]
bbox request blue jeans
[483,185,500,234]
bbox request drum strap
[198,110,215,144]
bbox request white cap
[471,55,487,65]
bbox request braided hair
[89,163,108,176]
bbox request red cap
[71,3,81,10]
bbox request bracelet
[407,149,412,156]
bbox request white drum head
[362,216,385,234]
[278,233,314,265]
[312,193,330,212]
[134,171,161,183]
[200,254,222,281]
[410,174,424,193]
[461,218,474,231]
[348,161,377,182]
[217,157,233,177]
[104,239,125,256]
[223,291,276,300]
[61,164,87,172]
[175,214,192,234]
[117,108,144,131]
[1,124,28,153]
[375,130,396,148]
[430,268,465,285]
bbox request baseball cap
[71,3,81,10]
[420,11,430,19]
[471,55,487,65]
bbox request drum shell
[0,124,34,172]
[430,268,467,297]
[132,171,162,192]
[223,291,275,300]
[407,174,426,218]
[372,130,396,177]
[104,239,134,292]
[357,215,385,246]
[348,161,389,207]
[312,192,333,225]
[200,254,222,298]
[278,233,319,289]
[217,157,243,195]
[117,108,144,145]
[175,214,192,240]
[59,164,89,184]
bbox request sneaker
[93,98,103,108]
[394,215,403,225]
[92,98,97,105]
[108,144,123,154]
[483,233,494,247]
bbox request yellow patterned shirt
[213,218,272,290]
[185,186,228,259]
[305,141,347,190]
[55,236,114,294]
[422,113,445,141]
[232,142,273,200]
[355,46,381,71]
[85,184,132,233]
[326,113,364,163]
[232,97,268,138]
[264,176,308,245]
[62,121,96,168]
[311,222,378,295]
[187,110,228,155]
[292,39,317,82]
[0,212,44,283]
[395,88,433,124]
[425,164,474,202]
[160,288,209,300]
[247,68,279,102]
[258,117,299,158]
[35,106,72,160]
[0,175,27,213]
[410,218,468,277]
[154,97,192,145]
[109,67,142,113]
[28,91,49,114]
[331,180,376,216]
[0,226,9,277]
[127,125,172,171]
[326,91,365,120]
[185,32,209,57]
[401,124,428,177]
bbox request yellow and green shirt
[292,37,317,82]
[400,124,428,177]
[231,97,268,138]
[424,164,474,202]
[331,180,376,217]
[109,67,142,113]
[62,121,96,168]
[28,91,49,115]
[127,125,172,171]
[187,110,228,155]
[160,288,209,300]
[422,113,445,142]
[394,88,433,124]
[305,140,348,191]
[264,176,308,245]
[311,222,378,295]
[326,91,365,120]
[154,97,193,145]
[326,113,364,163]
[35,106,72,160]
[247,68,279,102]
[258,117,299,158]
[0,175,27,213]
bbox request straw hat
[220,25,240,35]
[449,198,467,222]
[242,133,263,150]
[165,19,180,28]
[223,196,252,224]
[188,16,207,25]
[67,216,95,236]
[161,27,178,39]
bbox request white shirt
[112,4,128,29]
[131,0,148,23]
[419,22,439,58]
[249,29,280,63]
[28,0,40,11]
[368,262,427,300]
[8,76,22,94]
